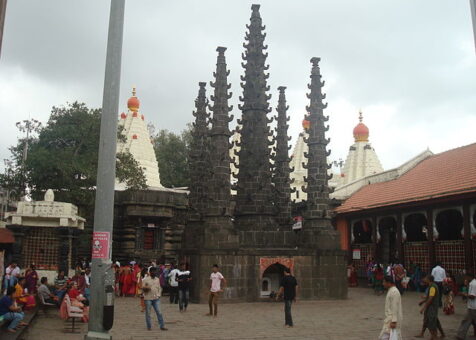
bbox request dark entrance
[378,217,397,265]
[261,263,286,297]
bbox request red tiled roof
[336,143,476,214]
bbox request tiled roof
[335,143,476,214]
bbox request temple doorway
[378,217,397,265]
[261,263,286,297]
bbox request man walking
[177,263,191,312]
[380,276,403,340]
[168,264,179,304]
[207,264,226,317]
[277,267,298,328]
[431,261,446,307]
[456,272,476,340]
[142,267,168,331]
[419,275,440,340]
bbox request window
[143,230,155,250]
[22,228,59,270]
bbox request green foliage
[152,125,191,188]
[0,102,147,207]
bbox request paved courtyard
[20,287,475,340]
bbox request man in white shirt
[207,264,226,317]
[456,273,476,339]
[4,263,20,291]
[431,262,446,307]
[142,268,167,331]
[168,264,180,304]
[380,276,403,340]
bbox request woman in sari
[14,277,36,310]
[347,264,358,287]
[411,263,422,292]
[373,263,384,295]
[25,264,38,294]
[120,265,135,296]
[61,282,89,322]
[442,277,455,315]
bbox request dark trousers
[169,286,179,304]
[178,289,189,311]
[457,309,476,339]
[436,282,443,307]
[284,299,293,326]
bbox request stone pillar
[463,204,473,273]
[371,216,378,260]
[426,208,436,269]
[396,213,403,264]
[58,227,74,274]
[7,225,29,267]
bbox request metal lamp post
[85,1,125,339]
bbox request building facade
[335,143,476,277]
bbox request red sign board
[92,232,110,259]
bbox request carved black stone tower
[183,4,346,303]
[234,4,275,231]
[273,86,293,226]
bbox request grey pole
[85,1,125,339]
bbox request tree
[152,125,191,188]
[0,102,146,207]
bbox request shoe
[147,328,151,331]
[160,327,168,331]
[7,329,16,333]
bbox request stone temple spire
[273,86,292,226]
[188,82,210,220]
[303,57,333,227]
[207,46,234,217]
[235,4,275,228]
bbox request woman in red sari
[25,264,39,294]
[120,265,135,296]
[347,264,358,287]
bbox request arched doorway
[378,217,397,265]
[261,263,286,297]
[404,213,427,242]
[353,219,373,244]
[436,209,463,240]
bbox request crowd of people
[17,255,476,338]
[0,261,91,333]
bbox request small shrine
[6,189,85,279]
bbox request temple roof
[336,142,476,213]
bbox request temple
[116,88,162,189]
[291,110,384,201]
[183,4,346,302]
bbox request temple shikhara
[3,3,475,305]
[117,88,162,189]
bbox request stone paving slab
[18,288,476,340]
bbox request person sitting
[14,277,36,311]
[59,283,89,322]
[54,270,68,300]
[38,277,59,306]
[0,287,27,333]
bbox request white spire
[116,88,162,189]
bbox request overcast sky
[0,0,475,173]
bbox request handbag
[389,329,400,340]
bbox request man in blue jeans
[277,267,298,328]
[141,267,168,331]
[0,286,27,333]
